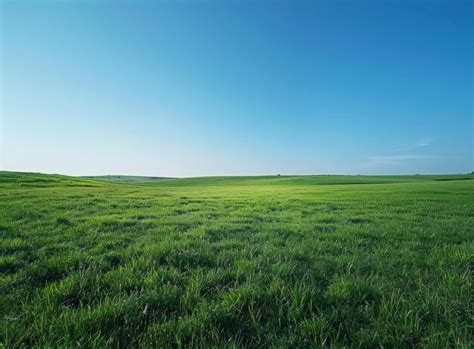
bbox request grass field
[1,171,473,348]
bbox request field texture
[1,172,473,347]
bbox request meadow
[1,171,473,348]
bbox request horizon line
[1,169,473,179]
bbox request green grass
[1,171,473,348]
[85,175,172,183]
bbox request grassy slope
[0,172,473,347]
[85,175,173,183]
[87,173,473,187]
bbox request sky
[1,0,472,177]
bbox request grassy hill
[1,171,473,347]
[139,174,473,187]
[85,175,173,183]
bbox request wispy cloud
[399,137,434,151]
[368,154,441,165]
[367,137,440,166]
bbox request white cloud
[368,154,441,164]
[399,137,434,151]
[414,137,434,148]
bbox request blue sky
[1,0,472,176]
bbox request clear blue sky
[1,0,472,176]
